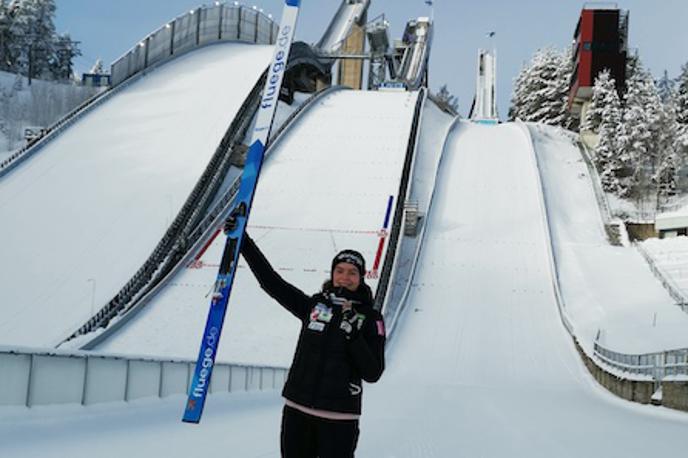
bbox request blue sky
[55,0,688,118]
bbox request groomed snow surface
[531,123,688,355]
[3,121,688,457]
[0,42,272,347]
[95,89,419,367]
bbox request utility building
[568,4,628,120]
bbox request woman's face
[332,262,361,292]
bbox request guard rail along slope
[111,3,278,86]
[521,122,688,403]
[375,88,427,313]
[0,346,286,408]
[385,114,461,338]
[73,86,348,350]
[0,2,278,179]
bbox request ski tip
[182,399,204,424]
[286,0,300,6]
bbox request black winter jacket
[241,235,386,415]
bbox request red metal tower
[568,3,628,118]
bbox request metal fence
[0,346,287,408]
[635,242,688,312]
[594,335,688,381]
[111,3,278,87]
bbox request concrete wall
[625,222,656,241]
[575,340,688,412]
[576,340,655,403]
[662,381,688,411]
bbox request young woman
[228,220,386,458]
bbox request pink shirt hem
[284,399,360,421]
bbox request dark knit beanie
[331,249,366,279]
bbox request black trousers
[280,405,360,458]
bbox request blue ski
[183,0,301,424]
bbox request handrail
[385,112,461,338]
[521,120,688,382]
[374,88,427,311]
[576,136,613,225]
[0,345,286,408]
[72,86,347,350]
[593,336,688,379]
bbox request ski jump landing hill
[0,4,279,347]
[91,88,426,366]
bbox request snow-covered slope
[0,42,273,347]
[530,123,688,355]
[359,121,688,456]
[95,90,420,366]
[5,121,687,458]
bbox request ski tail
[182,0,301,424]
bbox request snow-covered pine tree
[508,62,529,121]
[8,0,57,80]
[619,61,663,200]
[508,47,572,127]
[50,31,79,81]
[656,70,675,104]
[676,123,688,173]
[581,69,614,133]
[625,51,640,88]
[677,62,688,126]
[0,0,11,72]
[594,82,626,194]
[89,58,104,75]
[553,45,575,130]
[435,84,459,114]
[654,93,680,207]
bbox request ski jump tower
[469,49,499,123]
